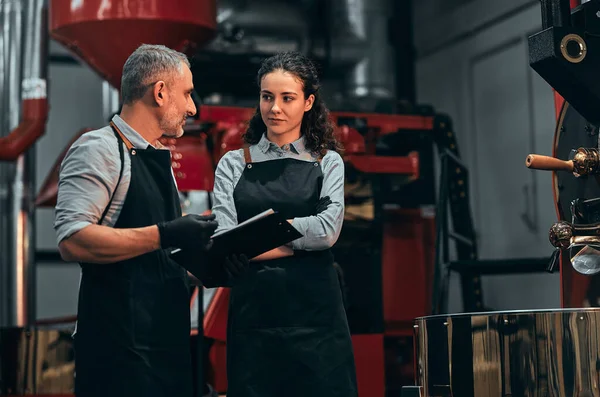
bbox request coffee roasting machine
[405,0,600,396]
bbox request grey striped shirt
[54,115,174,244]
[212,134,345,251]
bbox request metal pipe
[102,81,120,122]
[0,0,47,327]
[0,0,48,161]
[207,0,309,54]
[331,0,395,100]
[1,0,25,328]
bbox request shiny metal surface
[0,325,76,395]
[415,308,600,396]
[1,0,24,328]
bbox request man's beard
[160,113,185,138]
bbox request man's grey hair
[121,44,191,105]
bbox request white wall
[414,0,561,312]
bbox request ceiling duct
[206,0,310,54]
[330,0,396,101]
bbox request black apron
[74,124,192,397]
[226,147,358,397]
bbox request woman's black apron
[226,147,358,397]
[74,123,192,397]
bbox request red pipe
[570,0,581,8]
[0,98,49,161]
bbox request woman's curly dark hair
[242,51,342,157]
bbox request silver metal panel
[415,308,600,396]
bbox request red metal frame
[332,111,434,133]
[36,106,429,203]
[347,152,419,177]
[382,209,436,336]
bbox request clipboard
[207,208,302,259]
[170,209,302,284]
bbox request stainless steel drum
[0,324,75,395]
[413,309,600,397]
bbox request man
[55,44,222,397]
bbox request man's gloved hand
[157,214,218,249]
[223,254,250,279]
[314,196,332,214]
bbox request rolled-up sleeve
[54,132,120,244]
[291,151,345,251]
[212,150,243,234]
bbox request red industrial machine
[0,0,473,396]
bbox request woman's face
[259,69,314,143]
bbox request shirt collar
[111,115,165,150]
[257,133,306,154]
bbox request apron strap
[109,121,134,151]
[99,122,127,225]
[243,146,252,164]
[316,151,325,163]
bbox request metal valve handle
[526,147,600,176]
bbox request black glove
[223,254,250,279]
[314,196,332,214]
[157,214,218,249]
[172,250,249,288]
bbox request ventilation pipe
[0,0,48,328]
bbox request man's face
[159,62,197,138]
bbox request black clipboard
[170,209,302,285]
[207,208,302,259]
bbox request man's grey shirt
[212,134,346,251]
[54,115,172,244]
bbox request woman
[211,51,358,397]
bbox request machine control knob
[549,221,573,249]
[549,220,600,249]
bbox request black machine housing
[529,0,600,126]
